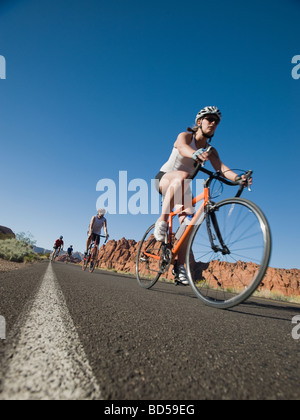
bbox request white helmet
[195,106,222,124]
[97,208,106,216]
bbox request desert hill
[0,226,15,240]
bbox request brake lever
[235,170,253,195]
[244,170,253,192]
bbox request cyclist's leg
[177,204,195,266]
[90,235,99,261]
[52,247,57,260]
[157,171,190,223]
[94,235,100,259]
[86,234,93,254]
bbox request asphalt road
[0,261,299,400]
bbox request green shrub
[0,238,36,262]
[0,232,15,240]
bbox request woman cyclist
[154,106,251,285]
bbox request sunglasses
[204,116,220,124]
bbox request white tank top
[160,135,198,175]
[92,216,106,235]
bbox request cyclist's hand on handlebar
[192,146,213,164]
[235,171,253,188]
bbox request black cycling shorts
[91,233,100,245]
[155,171,166,195]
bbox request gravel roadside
[0,258,38,273]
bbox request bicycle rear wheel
[82,255,89,271]
[136,224,164,289]
[186,198,271,309]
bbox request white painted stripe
[0,263,102,400]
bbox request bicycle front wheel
[89,260,96,273]
[186,198,271,309]
[136,224,164,289]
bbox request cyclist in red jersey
[53,236,64,253]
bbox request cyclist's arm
[209,148,238,181]
[103,220,109,239]
[88,216,96,236]
[175,133,197,159]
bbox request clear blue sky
[0,0,299,269]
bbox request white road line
[0,263,102,400]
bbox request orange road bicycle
[82,235,107,273]
[136,164,272,309]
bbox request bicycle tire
[186,198,271,309]
[82,255,89,271]
[89,260,96,273]
[136,224,164,289]
[89,246,99,273]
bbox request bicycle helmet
[195,106,222,124]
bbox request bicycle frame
[144,165,251,264]
[88,240,98,260]
[143,186,207,264]
[168,189,208,261]
[84,235,107,266]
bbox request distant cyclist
[85,209,109,256]
[67,245,73,258]
[52,236,64,260]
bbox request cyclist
[67,245,73,258]
[85,209,109,256]
[154,106,251,285]
[52,236,64,259]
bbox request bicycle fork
[205,204,230,255]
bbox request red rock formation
[97,238,138,272]
[56,255,82,264]
[96,238,300,298]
